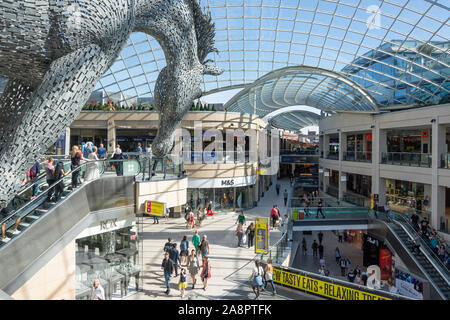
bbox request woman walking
[187,250,200,289]
[249,260,264,299]
[335,247,341,264]
[263,258,277,295]
[180,236,189,266]
[246,222,256,248]
[200,255,211,291]
[235,223,245,247]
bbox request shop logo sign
[100,218,117,230]
[221,179,234,186]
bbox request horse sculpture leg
[0,45,111,210]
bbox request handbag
[242,234,247,244]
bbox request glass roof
[89,0,449,129]
[269,110,322,131]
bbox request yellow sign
[292,209,298,221]
[144,201,165,217]
[273,267,391,300]
[255,217,269,254]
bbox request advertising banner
[144,201,165,217]
[273,267,391,300]
[394,268,423,300]
[255,217,269,254]
[379,248,392,280]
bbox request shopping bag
[242,234,247,245]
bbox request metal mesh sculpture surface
[0,0,223,209]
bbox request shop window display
[75,226,143,300]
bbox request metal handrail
[0,159,141,231]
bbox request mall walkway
[127,178,318,300]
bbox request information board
[255,217,269,254]
[144,201,165,217]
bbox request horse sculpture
[0,0,223,209]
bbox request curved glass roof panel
[269,110,322,131]
[88,0,449,113]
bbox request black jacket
[161,258,174,274]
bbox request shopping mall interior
[0,0,448,301]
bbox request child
[179,268,187,298]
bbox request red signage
[422,130,428,139]
[379,248,392,280]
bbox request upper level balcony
[343,151,372,163]
[381,152,432,168]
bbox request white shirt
[253,266,264,277]
[90,285,105,300]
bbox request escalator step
[26,215,40,221]
[6,229,21,237]
[1,237,11,243]
[35,208,47,215]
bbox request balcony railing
[326,151,339,160]
[182,151,251,164]
[381,152,432,168]
[343,151,372,162]
[441,153,450,169]
[280,149,318,155]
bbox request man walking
[276,183,281,196]
[311,240,318,257]
[161,252,175,295]
[168,243,181,277]
[316,199,325,219]
[318,231,324,245]
[199,235,210,258]
[270,205,279,229]
[318,243,324,259]
[283,189,289,207]
[192,230,201,257]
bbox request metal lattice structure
[91,0,449,129]
[0,0,222,209]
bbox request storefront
[75,211,143,300]
[70,128,108,148]
[187,176,256,212]
[362,233,393,282]
[385,179,429,215]
[116,129,157,152]
[386,129,430,154]
[346,173,372,198]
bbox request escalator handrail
[391,213,450,285]
[0,159,141,230]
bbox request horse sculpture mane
[0,0,223,209]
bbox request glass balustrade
[343,151,372,162]
[441,153,450,169]
[326,151,339,160]
[182,151,252,164]
[381,152,432,168]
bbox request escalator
[369,213,450,300]
[0,159,141,295]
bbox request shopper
[200,255,211,290]
[409,233,421,253]
[97,143,107,160]
[384,203,391,221]
[316,200,325,218]
[111,145,123,176]
[361,271,368,286]
[192,230,201,257]
[410,212,419,230]
[246,222,256,248]
[188,250,200,289]
[282,214,289,236]
[199,235,210,257]
[164,237,173,252]
[317,231,324,245]
[249,260,264,299]
[180,236,189,266]
[318,243,324,259]
[345,258,351,275]
[283,189,288,206]
[161,252,175,295]
[169,243,181,277]
[334,247,341,264]
[53,161,67,202]
[236,210,246,225]
[339,258,346,276]
[270,205,279,229]
[29,160,41,198]
[85,146,100,181]
[207,201,214,218]
[235,223,245,247]
[311,240,318,257]
[263,258,277,296]
[338,231,343,243]
[275,183,280,196]
[45,157,56,202]
[347,269,356,283]
[90,279,105,300]
[420,217,429,236]
[178,268,187,298]
[302,238,307,256]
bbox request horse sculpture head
[135,0,223,157]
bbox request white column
[431,121,445,229]
[64,127,71,156]
[372,124,387,206]
[107,119,116,153]
[339,172,347,199]
[323,134,330,158]
[339,131,347,199]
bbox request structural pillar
[431,120,446,229]
[323,134,330,158]
[372,123,387,206]
[107,119,116,154]
[338,131,347,199]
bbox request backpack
[164,242,172,252]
